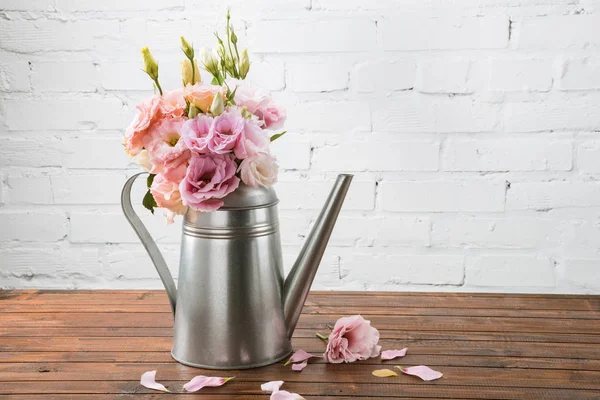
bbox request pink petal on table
[284,349,319,366]
[381,348,408,361]
[261,380,285,393]
[140,370,169,392]
[398,365,443,381]
[271,389,306,400]
[183,375,234,392]
[291,360,308,372]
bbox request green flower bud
[141,47,159,81]
[230,26,238,45]
[239,49,250,79]
[180,36,194,60]
[209,92,224,116]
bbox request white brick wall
[1,0,599,294]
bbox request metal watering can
[121,173,353,369]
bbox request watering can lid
[220,182,279,209]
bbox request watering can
[121,173,353,369]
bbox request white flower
[134,149,152,172]
[238,152,278,188]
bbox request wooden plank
[2,303,599,320]
[1,312,598,334]
[0,380,599,399]
[1,290,598,311]
[1,351,599,371]
[2,327,599,344]
[2,337,600,360]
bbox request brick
[70,212,182,243]
[0,212,68,242]
[561,219,600,258]
[250,19,376,53]
[330,216,430,247]
[507,182,600,210]
[416,59,475,94]
[312,139,439,171]
[560,58,600,90]
[0,0,53,10]
[286,101,370,132]
[353,60,415,93]
[466,255,555,288]
[0,20,120,52]
[0,247,102,279]
[0,138,65,168]
[278,213,312,246]
[50,174,127,204]
[55,0,184,11]
[287,60,349,92]
[380,17,508,50]
[519,15,600,49]
[443,138,572,172]
[503,94,600,132]
[0,61,30,92]
[6,175,53,205]
[342,253,465,285]
[270,137,311,170]
[373,94,499,133]
[245,58,285,91]
[277,180,375,210]
[560,259,600,291]
[185,0,309,12]
[488,59,553,92]
[578,141,600,174]
[32,61,100,92]
[64,137,133,169]
[2,96,125,130]
[381,181,505,212]
[432,217,559,249]
[100,62,155,91]
[104,245,180,280]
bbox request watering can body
[121,174,353,369]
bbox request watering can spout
[282,174,353,338]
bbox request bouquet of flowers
[123,12,286,223]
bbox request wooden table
[0,290,599,399]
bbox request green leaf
[270,131,287,142]
[146,173,156,188]
[142,189,158,215]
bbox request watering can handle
[121,172,177,315]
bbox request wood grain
[0,290,599,399]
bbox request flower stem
[154,78,163,95]
[316,333,329,342]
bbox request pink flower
[262,103,286,130]
[124,95,162,156]
[143,117,190,182]
[150,174,188,224]
[185,82,224,113]
[208,111,245,154]
[179,153,240,212]
[238,152,278,188]
[232,81,286,130]
[233,119,270,159]
[159,88,187,118]
[233,81,271,115]
[181,114,213,154]
[323,315,381,364]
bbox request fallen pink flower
[271,390,306,400]
[291,360,308,372]
[381,348,408,361]
[284,349,319,366]
[183,375,234,392]
[140,370,169,392]
[397,365,443,381]
[261,380,284,393]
